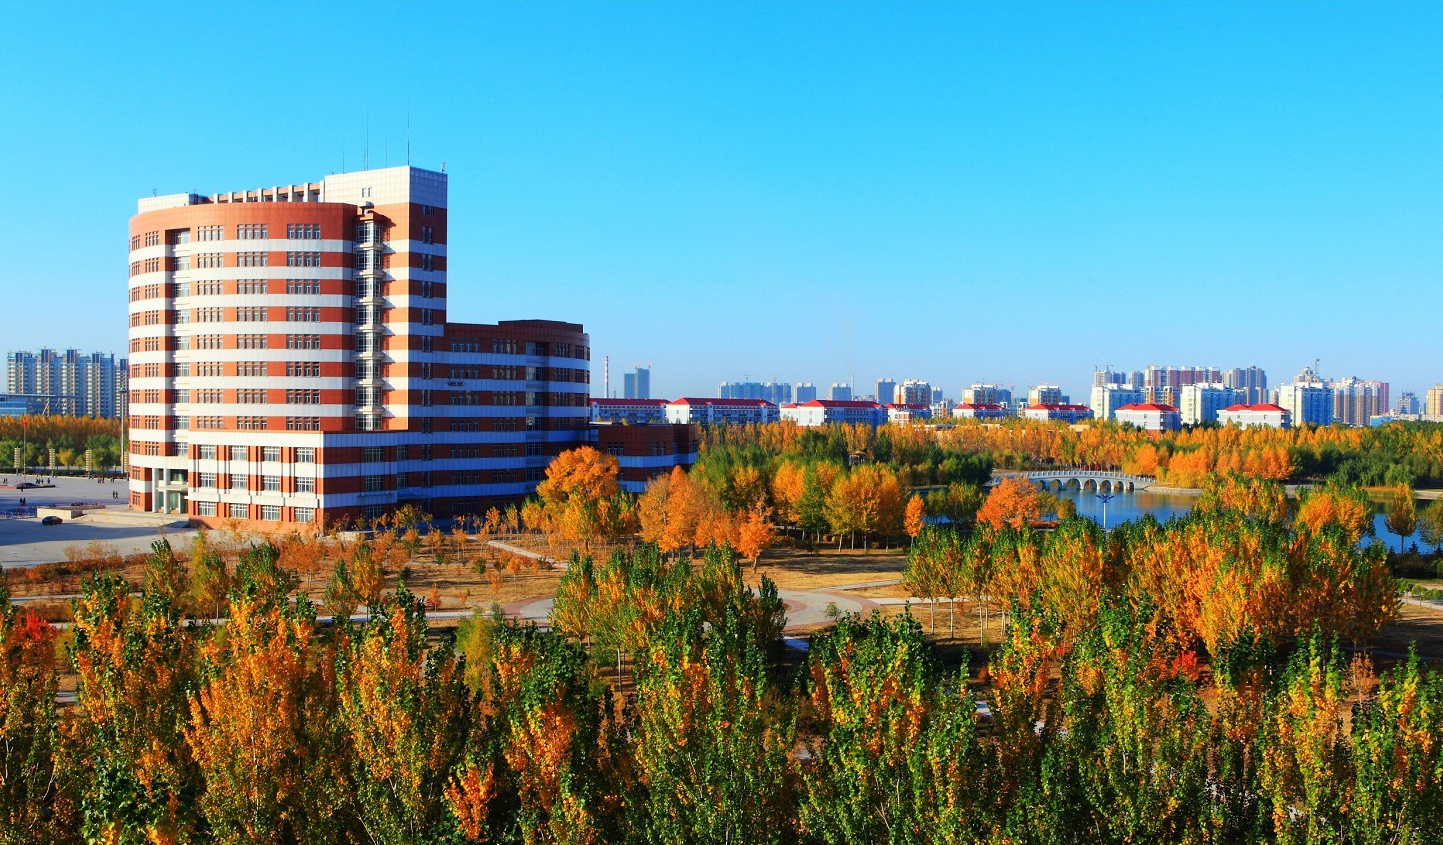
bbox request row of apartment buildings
[5,349,128,418]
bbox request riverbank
[1140,485,1203,497]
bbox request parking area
[0,476,196,569]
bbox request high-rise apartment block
[1223,366,1268,405]
[623,366,650,400]
[719,380,792,405]
[893,379,932,406]
[1090,385,1146,422]
[127,165,590,527]
[829,383,853,402]
[1276,379,1333,428]
[1139,365,1221,405]
[795,382,817,403]
[1427,384,1443,417]
[6,349,128,418]
[1394,392,1420,416]
[1329,377,1389,426]
[1178,383,1239,426]
[1028,384,1067,406]
[961,383,1012,407]
[874,379,896,405]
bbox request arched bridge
[991,470,1156,493]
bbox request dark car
[40,515,62,526]
[15,482,36,490]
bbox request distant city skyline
[6,4,1443,401]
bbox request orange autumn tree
[339,584,470,842]
[68,562,201,845]
[1294,483,1373,545]
[976,477,1042,531]
[535,447,626,552]
[823,464,904,548]
[0,573,66,841]
[735,505,777,573]
[904,494,926,541]
[183,574,335,844]
[449,623,619,845]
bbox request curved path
[506,586,904,631]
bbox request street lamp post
[1095,493,1115,531]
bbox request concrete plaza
[0,475,196,569]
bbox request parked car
[40,515,62,526]
[16,482,36,490]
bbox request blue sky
[3,2,1441,401]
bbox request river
[1050,487,1434,552]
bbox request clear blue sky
[4,2,1441,402]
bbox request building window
[237,361,267,377]
[296,447,315,463]
[262,446,281,462]
[286,334,320,350]
[262,476,281,492]
[231,474,248,490]
[286,251,322,267]
[362,475,385,492]
[237,334,268,349]
[260,505,281,521]
[229,503,248,519]
[236,306,268,322]
[286,362,320,377]
[237,389,266,404]
[236,252,268,267]
[286,223,321,239]
[362,446,385,463]
[421,254,434,271]
[198,473,217,488]
[295,476,315,493]
[421,226,434,244]
[286,306,320,322]
[237,280,267,295]
[237,416,268,431]
[197,225,224,241]
[286,280,320,295]
[196,502,217,517]
[199,445,216,460]
[294,507,315,523]
[285,417,321,431]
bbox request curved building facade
[127,165,589,528]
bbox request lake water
[1051,487,1433,552]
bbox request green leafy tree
[0,574,70,843]
[338,584,470,844]
[1349,651,1443,845]
[627,606,795,845]
[1385,484,1418,553]
[798,612,979,844]
[69,575,200,845]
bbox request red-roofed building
[590,398,669,425]
[951,402,1010,421]
[1217,403,1292,430]
[780,399,885,427]
[884,403,932,424]
[665,397,779,426]
[1023,403,1094,424]
[1114,402,1181,433]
